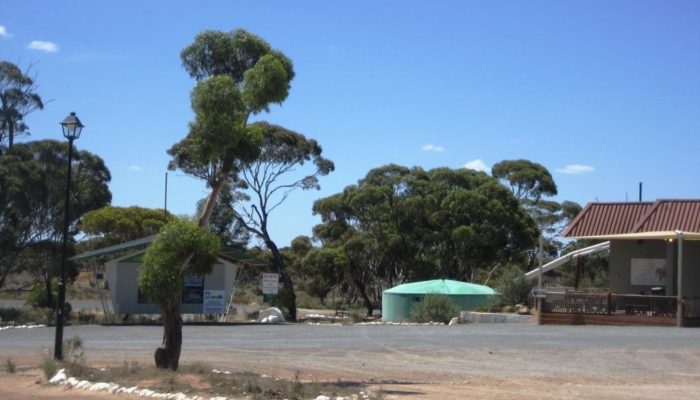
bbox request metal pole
[537,236,543,289]
[54,137,74,360]
[676,231,684,327]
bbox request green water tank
[382,279,496,322]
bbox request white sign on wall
[203,290,226,314]
[630,258,666,286]
[262,273,279,295]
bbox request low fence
[540,292,677,317]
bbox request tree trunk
[45,278,54,309]
[198,180,226,228]
[265,238,297,322]
[154,302,182,370]
[351,274,373,317]
[7,123,14,152]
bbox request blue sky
[2,1,699,247]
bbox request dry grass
[66,362,381,400]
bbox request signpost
[203,290,226,314]
[262,273,279,303]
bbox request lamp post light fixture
[54,112,84,360]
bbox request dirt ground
[2,353,699,400]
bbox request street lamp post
[54,112,84,360]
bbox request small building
[73,235,267,317]
[533,199,700,326]
[382,279,495,322]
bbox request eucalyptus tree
[492,159,581,267]
[234,121,334,321]
[150,29,296,370]
[0,61,44,152]
[312,165,538,315]
[80,206,174,249]
[168,28,295,228]
[140,220,220,370]
[491,159,557,203]
[0,140,111,300]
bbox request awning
[571,230,700,241]
[71,235,269,266]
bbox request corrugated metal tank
[382,279,495,322]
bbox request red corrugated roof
[563,200,700,238]
[632,200,700,233]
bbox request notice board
[630,258,666,285]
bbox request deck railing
[540,292,677,317]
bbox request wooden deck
[537,292,681,327]
[540,312,676,326]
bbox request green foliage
[493,265,535,307]
[140,220,221,306]
[492,159,557,203]
[301,247,345,303]
[409,294,460,324]
[181,29,294,85]
[169,28,295,188]
[81,206,174,249]
[195,184,250,247]
[25,278,58,309]
[0,61,44,151]
[311,164,538,315]
[4,358,16,373]
[0,140,111,290]
[0,306,52,325]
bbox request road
[2,323,700,381]
[3,323,700,399]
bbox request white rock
[449,317,460,325]
[315,396,331,400]
[258,307,286,323]
[49,369,67,384]
[76,380,92,389]
[65,377,80,386]
[89,382,114,391]
[121,386,138,394]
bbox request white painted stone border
[49,369,227,400]
[50,368,370,400]
[0,324,46,331]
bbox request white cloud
[421,144,446,152]
[556,164,595,174]
[128,165,143,172]
[463,159,490,173]
[28,40,59,53]
[0,25,10,38]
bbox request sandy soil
[2,352,699,400]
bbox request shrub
[493,264,535,307]
[25,279,58,309]
[0,306,53,325]
[409,294,459,324]
[5,358,16,373]
[41,355,58,380]
[64,335,85,364]
[77,309,97,325]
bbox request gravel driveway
[2,324,699,399]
